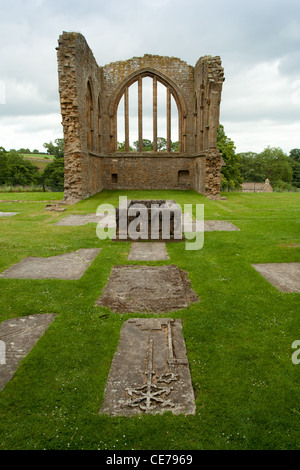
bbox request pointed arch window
[116,74,181,153]
[97,95,102,153]
[86,80,94,151]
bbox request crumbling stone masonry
[57,32,225,204]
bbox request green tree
[157,137,167,151]
[18,148,31,154]
[132,139,153,151]
[0,151,39,186]
[117,141,126,152]
[239,147,295,189]
[0,151,10,185]
[171,141,179,152]
[118,138,178,152]
[41,158,64,191]
[259,147,293,185]
[132,137,171,151]
[117,141,133,151]
[289,148,300,188]
[238,152,264,182]
[217,124,242,189]
[43,138,64,158]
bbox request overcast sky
[0,0,299,153]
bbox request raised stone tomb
[54,209,239,235]
[99,318,196,416]
[115,199,183,241]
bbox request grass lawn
[0,190,299,450]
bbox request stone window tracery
[116,74,181,153]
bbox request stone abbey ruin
[56,32,225,203]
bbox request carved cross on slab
[99,318,195,416]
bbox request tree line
[1,127,299,192]
[118,126,299,191]
[0,139,64,191]
[217,125,300,191]
[117,137,179,152]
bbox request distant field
[21,154,55,160]
[21,154,55,171]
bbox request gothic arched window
[86,80,94,151]
[116,74,181,153]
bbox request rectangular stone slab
[252,263,300,292]
[182,215,239,232]
[95,265,199,313]
[99,318,196,416]
[0,248,101,280]
[127,242,169,261]
[54,214,103,226]
[0,314,56,392]
[0,212,19,217]
[204,220,240,231]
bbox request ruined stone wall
[194,56,225,197]
[57,32,225,202]
[57,32,103,203]
[102,55,194,155]
[101,156,203,190]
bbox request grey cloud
[279,51,300,78]
[0,0,299,152]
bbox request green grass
[0,190,299,450]
[0,192,64,201]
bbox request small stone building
[56,32,225,203]
[241,179,273,193]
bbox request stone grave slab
[182,213,203,232]
[95,265,199,313]
[252,262,300,293]
[0,314,56,391]
[0,212,19,217]
[128,242,169,261]
[0,248,101,280]
[182,214,239,232]
[54,214,103,226]
[205,220,240,231]
[99,318,196,416]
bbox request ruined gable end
[56,32,225,203]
